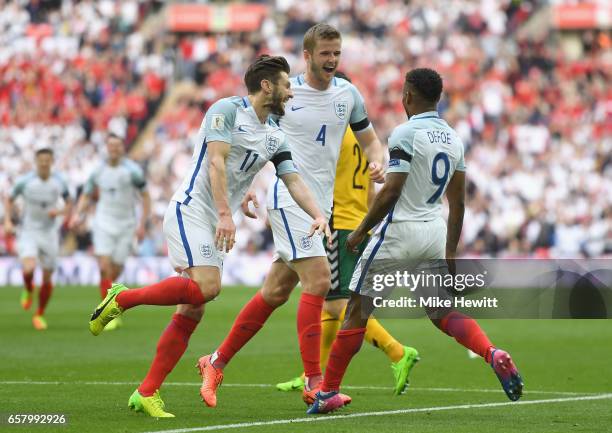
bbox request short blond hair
[303,23,341,53]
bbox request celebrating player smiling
[198,23,385,408]
[87,55,329,418]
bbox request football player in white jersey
[87,55,330,418]
[309,68,523,414]
[3,148,73,330]
[200,23,385,408]
[72,133,151,329]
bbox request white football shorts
[268,205,326,264]
[163,201,224,272]
[17,228,60,270]
[349,217,449,299]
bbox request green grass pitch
[1,285,611,433]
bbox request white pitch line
[142,393,612,433]
[0,380,595,396]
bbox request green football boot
[103,316,123,332]
[391,346,420,395]
[89,283,126,336]
[128,389,174,418]
[276,375,305,392]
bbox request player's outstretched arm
[346,172,408,253]
[208,140,235,252]
[444,170,465,266]
[280,172,331,242]
[355,127,385,183]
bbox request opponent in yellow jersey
[331,127,372,231]
[327,127,373,297]
[277,120,419,396]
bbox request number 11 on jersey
[240,149,259,172]
[316,125,327,146]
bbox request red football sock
[440,311,494,363]
[297,292,325,379]
[116,277,204,310]
[213,291,275,368]
[321,328,366,392]
[139,313,198,396]
[23,271,34,293]
[100,278,113,299]
[36,282,53,316]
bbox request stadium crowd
[1,0,610,260]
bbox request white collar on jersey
[241,95,276,126]
[410,111,440,120]
[295,73,338,90]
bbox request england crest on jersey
[266,135,280,154]
[300,235,313,250]
[334,100,348,120]
[200,243,213,258]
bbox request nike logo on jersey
[237,125,248,133]
[291,106,305,111]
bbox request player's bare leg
[260,259,300,307]
[20,257,36,310]
[32,268,53,330]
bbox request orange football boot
[197,355,224,407]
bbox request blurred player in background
[3,148,72,330]
[276,71,419,396]
[72,133,151,330]
[199,24,385,408]
[87,55,330,418]
[309,68,524,414]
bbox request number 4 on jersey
[316,125,327,146]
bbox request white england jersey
[266,74,370,218]
[10,172,70,231]
[84,158,146,233]
[171,96,297,224]
[386,111,466,222]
